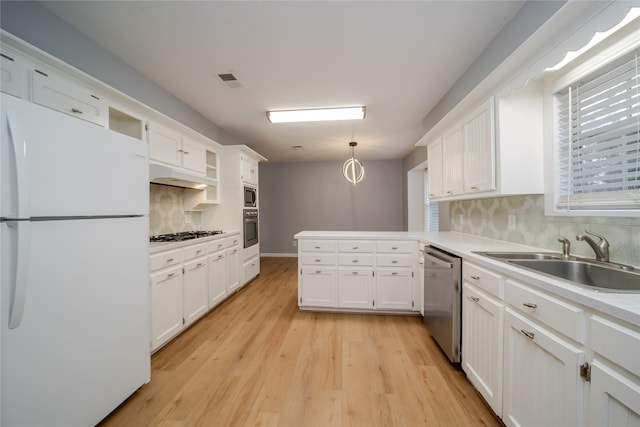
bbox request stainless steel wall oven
[243,208,258,248]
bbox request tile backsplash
[149,184,201,235]
[450,195,640,267]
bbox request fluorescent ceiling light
[267,106,366,123]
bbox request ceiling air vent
[217,72,245,88]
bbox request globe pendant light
[342,142,364,185]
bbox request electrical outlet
[184,212,192,224]
[508,214,516,230]
[292,240,297,247]
[459,214,464,225]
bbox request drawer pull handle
[71,108,83,114]
[352,260,359,263]
[167,273,176,278]
[471,275,480,280]
[520,329,535,340]
[470,186,478,190]
[468,296,479,303]
[352,271,358,275]
[523,303,537,309]
[196,262,204,267]
[353,246,359,250]
[196,250,202,254]
[392,272,398,275]
[392,260,398,264]
[315,270,322,274]
[315,259,321,262]
[315,246,321,249]
[218,255,224,259]
[166,258,174,263]
[392,247,398,250]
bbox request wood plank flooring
[99,257,501,427]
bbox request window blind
[554,48,639,211]
[424,172,439,231]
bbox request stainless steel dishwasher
[422,246,462,363]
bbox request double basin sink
[475,252,640,293]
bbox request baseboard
[261,253,298,257]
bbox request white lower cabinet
[375,268,414,310]
[590,360,640,427]
[503,308,585,427]
[338,268,374,309]
[462,282,503,415]
[297,238,418,313]
[207,249,227,309]
[300,267,337,308]
[182,255,208,327]
[150,265,183,351]
[226,244,241,293]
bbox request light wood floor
[99,257,501,427]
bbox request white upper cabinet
[32,69,108,127]
[241,153,259,186]
[1,51,29,99]
[426,80,544,201]
[426,138,443,199]
[148,122,207,174]
[442,125,464,197]
[463,98,495,194]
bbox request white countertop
[295,230,640,327]
[150,230,240,254]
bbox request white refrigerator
[0,93,151,426]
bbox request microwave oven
[244,186,257,207]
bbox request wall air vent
[217,72,245,88]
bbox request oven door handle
[424,251,453,269]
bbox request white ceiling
[40,1,525,162]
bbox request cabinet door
[148,122,182,167]
[1,52,28,99]
[376,268,414,310]
[463,98,495,194]
[32,70,108,127]
[427,138,443,199]
[150,266,184,351]
[181,137,207,174]
[503,309,585,427]
[226,246,241,293]
[183,256,208,326]
[590,359,640,427]
[442,125,464,197]
[208,251,227,308]
[462,282,503,416]
[338,268,374,309]
[300,267,336,308]
[241,155,258,185]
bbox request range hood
[149,163,209,189]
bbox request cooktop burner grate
[150,230,224,242]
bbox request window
[552,48,639,212]
[424,171,439,231]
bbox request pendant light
[342,142,364,185]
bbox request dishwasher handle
[423,249,454,269]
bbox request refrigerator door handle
[8,221,31,329]
[7,111,30,219]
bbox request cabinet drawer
[376,254,413,267]
[301,253,336,266]
[208,239,227,253]
[505,279,585,343]
[301,240,337,252]
[226,235,241,248]
[150,249,183,271]
[338,240,374,253]
[591,315,640,377]
[183,243,207,260]
[376,240,416,253]
[339,254,374,266]
[463,261,503,298]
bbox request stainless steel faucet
[557,237,571,258]
[576,230,609,262]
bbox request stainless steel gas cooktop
[149,230,224,243]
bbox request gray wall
[0,1,243,146]
[260,161,403,254]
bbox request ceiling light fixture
[267,106,366,123]
[342,142,364,185]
